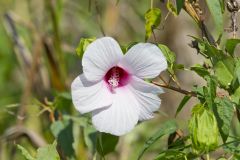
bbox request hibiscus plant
[2,0,240,160]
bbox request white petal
[71,74,113,114]
[129,76,163,121]
[82,37,123,82]
[119,43,167,79]
[92,86,139,136]
[130,76,164,94]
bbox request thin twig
[152,81,197,97]
[169,72,181,88]
[159,11,170,30]
[226,0,239,38]
[151,28,157,43]
[231,12,237,38]
[159,75,168,85]
[183,0,216,46]
[1,126,46,148]
[7,11,35,31]
[37,98,56,122]
[228,154,234,160]
[3,13,32,70]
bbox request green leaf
[76,37,96,58]
[96,133,119,156]
[214,58,235,88]
[121,41,138,53]
[175,95,191,117]
[158,44,176,64]
[205,0,223,35]
[18,141,60,160]
[236,106,240,122]
[154,150,186,160]
[225,39,240,56]
[167,0,177,16]
[53,92,72,112]
[138,120,177,160]
[191,36,222,60]
[84,129,97,154]
[126,41,138,51]
[145,8,161,41]
[205,76,217,109]
[218,0,225,13]
[17,145,36,160]
[233,154,240,160]
[194,76,217,109]
[174,64,184,70]
[36,141,60,160]
[235,58,240,84]
[71,115,98,155]
[214,97,234,142]
[50,118,75,159]
[51,121,65,138]
[231,87,240,104]
[176,0,184,14]
[222,138,240,155]
[155,148,198,160]
[193,86,205,103]
[66,115,98,155]
[231,59,240,93]
[158,44,182,77]
[190,64,210,78]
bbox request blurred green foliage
[1,0,240,160]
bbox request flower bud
[189,104,219,154]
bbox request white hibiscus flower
[71,37,167,136]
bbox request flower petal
[119,43,167,79]
[71,74,113,114]
[130,76,164,94]
[82,37,123,82]
[92,86,139,136]
[129,76,164,121]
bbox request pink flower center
[104,66,130,90]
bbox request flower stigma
[104,66,130,91]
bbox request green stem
[217,139,240,149]
[151,0,153,9]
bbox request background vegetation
[1,0,240,160]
